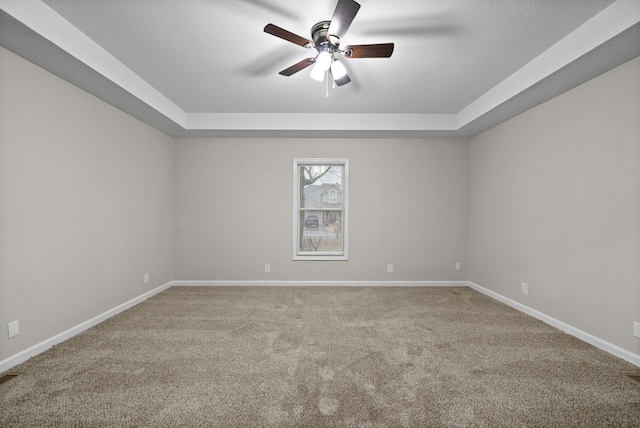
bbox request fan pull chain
[325,69,330,98]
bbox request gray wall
[468,57,640,354]
[174,138,469,282]
[0,47,174,362]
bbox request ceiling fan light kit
[264,0,394,88]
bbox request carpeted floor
[1,286,639,427]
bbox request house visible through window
[293,158,349,260]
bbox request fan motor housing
[311,21,335,48]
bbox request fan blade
[332,70,351,86]
[264,24,314,48]
[279,58,315,76]
[344,43,394,58]
[327,0,361,41]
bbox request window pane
[299,211,343,253]
[294,158,348,260]
[299,165,343,209]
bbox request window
[293,158,349,260]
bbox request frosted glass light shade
[310,51,332,81]
[331,60,347,79]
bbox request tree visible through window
[293,158,349,260]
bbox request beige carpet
[1,286,639,427]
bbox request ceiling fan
[264,0,394,86]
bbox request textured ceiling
[1,0,639,137]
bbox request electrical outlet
[265,264,271,273]
[144,272,149,283]
[633,322,640,339]
[8,320,19,338]
[387,264,394,273]
[521,282,529,295]
[455,262,461,271]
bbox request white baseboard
[0,281,173,374]
[468,281,640,367]
[172,280,468,287]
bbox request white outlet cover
[8,320,19,338]
[387,264,393,273]
[521,282,529,295]
[265,264,270,273]
[633,321,640,339]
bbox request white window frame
[293,158,349,261]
